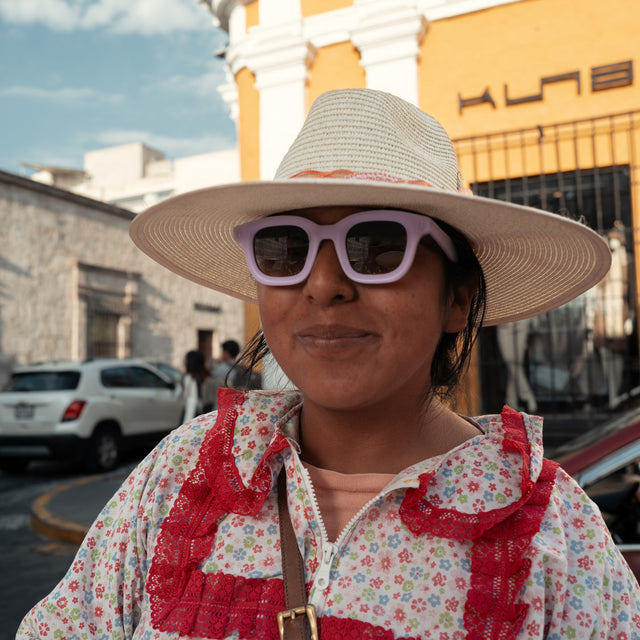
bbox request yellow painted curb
[30,475,102,545]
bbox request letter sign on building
[458,60,633,113]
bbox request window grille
[453,112,640,445]
[87,311,119,358]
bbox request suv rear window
[5,371,81,391]
[101,366,172,389]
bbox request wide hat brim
[129,177,611,327]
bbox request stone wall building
[1,169,244,380]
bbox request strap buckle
[277,604,319,640]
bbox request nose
[302,240,357,305]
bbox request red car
[552,409,640,578]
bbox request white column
[215,4,245,126]
[218,68,240,125]
[351,0,428,105]
[242,21,316,178]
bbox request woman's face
[257,206,474,412]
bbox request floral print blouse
[17,388,640,640]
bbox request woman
[182,349,220,420]
[18,89,639,639]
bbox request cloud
[0,0,78,31]
[1,85,123,105]
[0,0,213,34]
[157,68,227,99]
[85,128,235,157]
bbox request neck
[297,393,478,474]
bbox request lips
[297,324,372,340]
[295,324,377,354]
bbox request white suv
[0,359,185,473]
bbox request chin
[301,384,383,411]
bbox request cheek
[257,285,294,350]
[395,269,451,329]
[257,285,277,332]
[372,288,447,362]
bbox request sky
[0,0,236,177]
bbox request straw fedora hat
[130,88,610,326]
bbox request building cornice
[204,0,524,35]
[224,2,426,76]
[0,169,135,222]
[231,21,317,87]
[219,0,525,70]
[351,0,428,66]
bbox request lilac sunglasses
[233,209,457,286]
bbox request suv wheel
[87,426,120,473]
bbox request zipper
[298,460,330,542]
[296,453,395,607]
[296,461,335,610]
[311,493,385,591]
[333,496,384,546]
[314,540,338,591]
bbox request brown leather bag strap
[277,467,318,640]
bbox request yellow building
[203,0,640,437]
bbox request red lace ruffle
[399,406,536,540]
[400,406,557,640]
[148,388,291,637]
[464,457,557,640]
[320,615,418,639]
[157,571,285,638]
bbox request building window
[453,112,640,442]
[87,311,119,358]
[77,263,139,361]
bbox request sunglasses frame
[233,209,457,286]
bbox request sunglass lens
[346,221,407,275]
[254,225,309,277]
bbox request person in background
[213,339,262,390]
[182,350,221,420]
[212,339,240,383]
[17,88,640,640]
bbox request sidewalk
[30,467,132,544]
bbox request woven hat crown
[275,89,463,191]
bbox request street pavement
[0,462,138,638]
[30,466,133,544]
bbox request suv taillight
[61,400,86,422]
